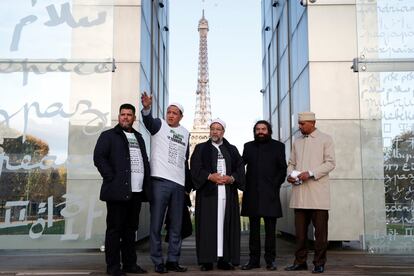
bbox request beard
[211,136,223,143]
[119,121,133,131]
[254,133,271,142]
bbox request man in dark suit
[241,120,287,271]
[94,103,151,276]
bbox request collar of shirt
[211,140,223,148]
[303,128,319,138]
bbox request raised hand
[141,91,152,110]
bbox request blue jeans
[150,178,185,265]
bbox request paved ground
[0,234,413,276]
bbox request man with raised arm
[141,92,191,274]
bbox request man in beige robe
[284,112,335,274]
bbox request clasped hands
[287,171,311,184]
[208,173,234,185]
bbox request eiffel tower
[190,10,212,155]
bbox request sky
[169,0,263,152]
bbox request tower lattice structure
[190,10,212,155]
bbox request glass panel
[357,0,414,253]
[0,0,114,249]
[357,0,414,59]
[291,66,310,134]
[269,70,276,114]
[360,71,414,253]
[271,109,279,140]
[279,4,288,57]
[279,51,289,100]
[280,97,290,142]
[262,86,270,121]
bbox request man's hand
[141,91,152,110]
[287,175,297,184]
[208,173,223,184]
[221,175,234,185]
[298,171,311,181]
[208,173,233,185]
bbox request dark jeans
[150,178,185,265]
[105,192,143,272]
[294,209,329,266]
[248,216,277,264]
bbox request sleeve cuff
[142,108,151,116]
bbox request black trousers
[294,209,329,266]
[248,216,277,264]
[105,192,143,272]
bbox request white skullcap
[298,111,316,121]
[210,118,226,130]
[168,102,184,114]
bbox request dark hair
[253,120,273,135]
[119,103,136,114]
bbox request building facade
[261,0,414,253]
[0,0,169,249]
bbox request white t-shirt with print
[124,131,145,192]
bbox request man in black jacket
[241,120,287,271]
[94,103,151,276]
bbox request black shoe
[284,263,308,271]
[165,262,187,272]
[266,261,277,271]
[312,265,325,273]
[200,263,213,271]
[107,268,126,276]
[241,261,260,270]
[122,264,147,274]
[217,259,235,270]
[154,263,168,274]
